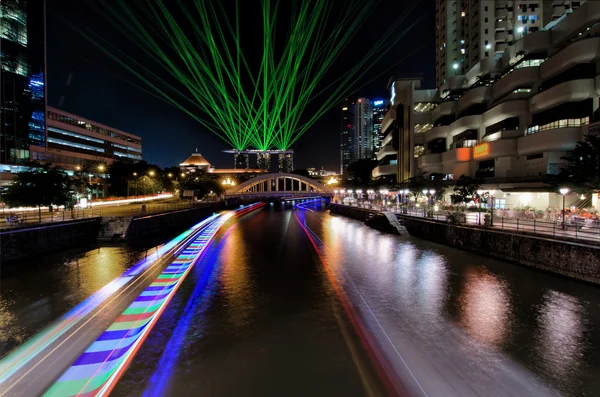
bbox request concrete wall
[126,202,225,240]
[0,219,101,263]
[329,203,376,221]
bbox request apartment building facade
[436,0,587,88]
[420,1,600,209]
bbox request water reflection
[220,225,257,330]
[416,253,448,319]
[458,268,512,346]
[535,290,584,381]
[0,245,147,357]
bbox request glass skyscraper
[1,0,47,164]
[372,100,385,157]
[340,99,355,175]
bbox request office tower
[234,152,249,169]
[372,99,385,156]
[256,151,271,171]
[1,0,47,164]
[435,0,586,88]
[340,99,355,174]
[354,98,373,160]
[278,152,293,173]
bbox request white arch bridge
[225,173,333,199]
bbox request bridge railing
[225,191,332,197]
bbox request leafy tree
[548,134,600,195]
[161,166,181,192]
[428,172,448,201]
[347,159,378,186]
[451,175,481,204]
[179,174,224,199]
[1,164,74,221]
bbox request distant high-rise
[1,0,47,164]
[354,98,373,160]
[372,100,385,156]
[340,99,355,174]
[435,0,586,87]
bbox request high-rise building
[435,0,586,88]
[373,80,436,183]
[340,99,355,174]
[354,98,373,160]
[410,0,600,210]
[1,0,47,164]
[372,99,385,156]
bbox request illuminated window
[526,117,590,135]
[48,137,106,153]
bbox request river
[2,204,600,396]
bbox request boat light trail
[43,203,264,397]
[0,213,219,386]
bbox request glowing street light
[168,173,173,178]
[97,164,105,172]
[148,170,156,177]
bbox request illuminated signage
[373,100,384,106]
[390,85,396,103]
[342,107,348,111]
[473,143,490,158]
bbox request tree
[347,159,378,186]
[451,175,481,205]
[178,174,225,199]
[1,164,74,221]
[548,134,600,195]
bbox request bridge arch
[226,173,333,196]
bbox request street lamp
[477,189,484,225]
[560,187,569,229]
[168,173,173,178]
[489,189,496,226]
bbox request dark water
[3,205,600,396]
[0,236,173,358]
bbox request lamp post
[356,189,363,207]
[429,189,436,217]
[560,187,569,229]
[489,189,496,226]
[476,189,484,225]
[422,189,428,216]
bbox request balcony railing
[526,117,589,136]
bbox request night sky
[46,0,435,170]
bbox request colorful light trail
[0,213,219,388]
[42,204,264,397]
[67,0,427,151]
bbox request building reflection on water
[458,268,512,347]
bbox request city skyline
[43,0,435,170]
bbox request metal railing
[131,201,212,217]
[1,207,102,230]
[1,200,215,229]
[342,203,600,243]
